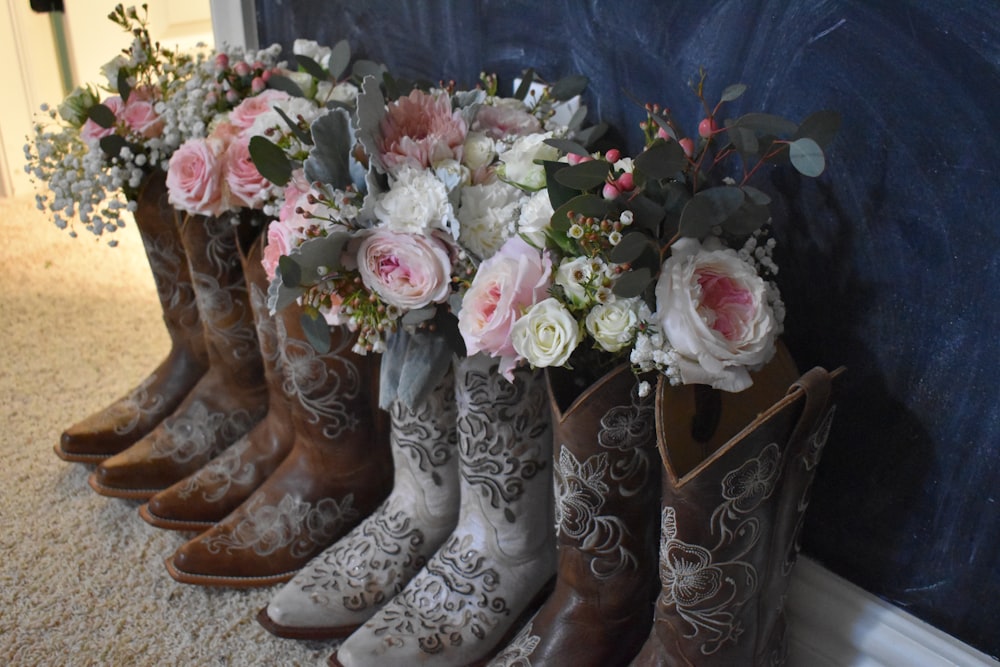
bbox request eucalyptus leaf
[634,140,687,180]
[514,69,535,100]
[794,109,842,149]
[117,69,132,103]
[277,254,303,288]
[551,193,610,232]
[543,138,591,157]
[732,112,798,137]
[609,231,653,264]
[549,74,588,101]
[722,201,771,236]
[544,228,578,256]
[678,186,745,239]
[648,111,677,141]
[627,193,667,232]
[553,159,610,191]
[789,137,826,177]
[266,74,306,97]
[301,312,332,354]
[304,108,354,188]
[612,267,653,298]
[248,135,292,186]
[99,134,128,159]
[720,83,747,102]
[573,120,607,148]
[543,161,579,211]
[295,54,328,81]
[727,125,759,155]
[741,185,771,206]
[88,103,116,129]
[274,105,313,146]
[327,39,351,80]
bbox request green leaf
[117,68,132,103]
[327,40,352,80]
[301,311,331,354]
[726,125,759,155]
[720,83,747,102]
[295,53,328,81]
[549,74,588,101]
[294,232,352,282]
[722,201,771,236]
[514,68,535,100]
[88,103,116,129]
[678,186,745,239]
[351,59,386,83]
[277,255,303,288]
[794,109,841,149]
[788,137,826,177]
[612,267,653,298]
[99,134,127,158]
[609,231,653,264]
[543,138,591,157]
[634,139,687,180]
[273,282,305,312]
[273,105,313,146]
[627,193,667,233]
[248,135,292,186]
[553,159,610,191]
[304,108,355,188]
[542,161,579,211]
[731,112,798,137]
[550,193,610,232]
[573,120,607,148]
[741,185,771,206]
[266,74,305,97]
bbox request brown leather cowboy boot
[56,171,209,463]
[138,235,295,531]
[631,347,840,667]
[88,214,269,499]
[489,363,661,666]
[163,308,393,587]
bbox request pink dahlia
[377,89,467,174]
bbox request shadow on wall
[254,0,1000,658]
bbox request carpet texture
[0,196,338,666]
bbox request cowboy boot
[330,353,556,667]
[56,171,209,462]
[489,363,661,666]
[163,309,393,587]
[89,213,269,499]
[138,235,295,531]
[631,346,840,667]
[258,365,460,639]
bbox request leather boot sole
[87,471,163,501]
[136,503,215,533]
[255,606,359,641]
[164,554,298,588]
[54,444,112,464]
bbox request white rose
[586,297,644,353]
[457,180,525,259]
[655,236,777,392]
[511,297,582,369]
[462,131,496,171]
[498,132,559,191]
[373,166,456,235]
[517,190,553,248]
[293,39,332,69]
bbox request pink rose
[209,120,241,145]
[655,237,777,392]
[121,88,163,139]
[472,101,542,140]
[166,137,228,216]
[356,229,453,311]
[377,89,467,174]
[224,136,270,209]
[278,169,313,224]
[79,96,122,145]
[228,89,291,132]
[458,235,552,379]
[261,222,290,281]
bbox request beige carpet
[0,196,338,666]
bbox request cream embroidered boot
[330,353,555,667]
[89,213,268,499]
[57,171,209,462]
[258,365,460,638]
[631,349,840,667]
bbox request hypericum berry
[679,138,694,157]
[602,182,620,200]
[605,148,621,164]
[616,172,634,191]
[698,117,717,139]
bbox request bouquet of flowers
[458,70,840,394]
[22,4,290,241]
[261,68,598,400]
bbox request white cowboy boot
[258,367,460,638]
[330,353,556,667]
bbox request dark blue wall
[256,1,1000,657]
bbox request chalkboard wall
[256,0,1000,657]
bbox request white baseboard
[787,557,999,667]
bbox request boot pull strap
[785,365,845,449]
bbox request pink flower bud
[602,182,620,200]
[604,148,621,164]
[214,53,229,71]
[679,138,694,157]
[205,91,218,106]
[233,61,251,77]
[261,69,272,82]
[226,89,240,105]
[616,172,634,191]
[251,76,266,94]
[657,127,671,140]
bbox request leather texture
[259,365,460,639]
[88,214,268,499]
[489,363,661,666]
[138,235,295,531]
[163,304,392,587]
[631,348,839,667]
[330,353,556,667]
[57,171,209,462]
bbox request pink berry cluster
[207,53,281,111]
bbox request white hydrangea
[456,179,525,259]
